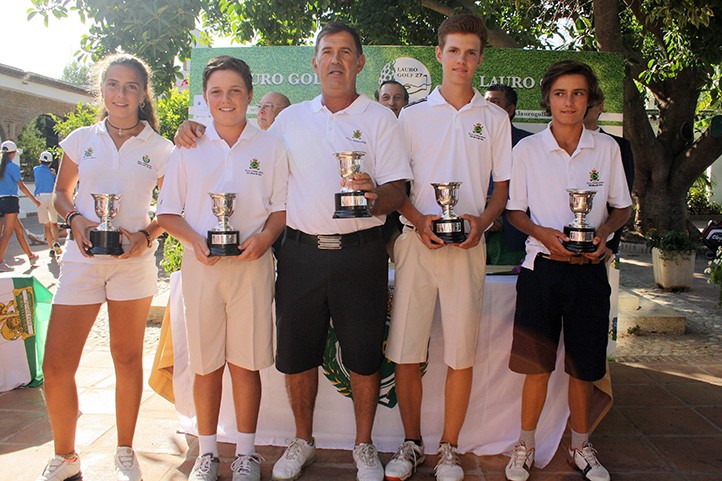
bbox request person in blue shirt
[0,140,40,271]
[33,151,63,257]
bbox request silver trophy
[88,193,123,255]
[563,189,597,252]
[333,151,372,218]
[431,182,466,244]
[207,192,241,256]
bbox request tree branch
[419,0,521,48]
[622,0,667,53]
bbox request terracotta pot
[651,247,695,290]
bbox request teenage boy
[504,60,631,481]
[384,14,512,481]
[157,56,288,481]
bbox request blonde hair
[93,53,158,131]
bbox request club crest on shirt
[347,129,366,144]
[83,147,95,159]
[587,169,604,187]
[245,158,263,176]
[468,123,486,141]
[137,154,153,170]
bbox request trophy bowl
[563,189,597,252]
[207,192,242,256]
[431,182,467,244]
[88,193,123,255]
[333,151,372,218]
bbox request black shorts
[0,196,19,215]
[509,255,611,381]
[275,227,388,375]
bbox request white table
[167,271,580,467]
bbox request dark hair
[486,83,518,107]
[540,60,603,115]
[438,14,488,52]
[0,151,11,179]
[93,53,158,131]
[315,22,363,57]
[374,80,409,102]
[202,56,253,93]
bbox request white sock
[520,429,536,450]
[570,429,589,450]
[198,434,218,457]
[235,432,256,456]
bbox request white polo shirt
[270,94,411,235]
[507,124,633,270]
[398,87,512,224]
[157,122,288,251]
[59,120,172,264]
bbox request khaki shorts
[53,259,158,305]
[36,193,59,224]
[386,228,486,369]
[181,250,274,375]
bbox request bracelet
[64,209,79,224]
[65,211,82,226]
[139,229,152,248]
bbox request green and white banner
[189,46,624,129]
[0,276,52,391]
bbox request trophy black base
[88,230,124,256]
[333,192,372,218]
[563,226,597,253]
[207,230,242,256]
[432,218,467,244]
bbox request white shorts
[181,250,274,375]
[386,228,487,369]
[53,259,158,305]
[36,193,59,224]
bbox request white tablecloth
[168,271,574,467]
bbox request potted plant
[646,229,698,290]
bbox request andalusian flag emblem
[0,276,52,391]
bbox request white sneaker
[271,438,316,480]
[352,443,383,481]
[434,442,463,481]
[0,261,13,272]
[505,442,534,481]
[115,446,143,481]
[36,454,81,481]
[231,453,264,481]
[189,453,220,481]
[384,440,425,481]
[568,442,610,481]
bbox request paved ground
[0,216,720,480]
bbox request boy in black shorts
[504,60,632,481]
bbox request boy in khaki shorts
[157,56,288,481]
[384,13,512,481]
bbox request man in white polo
[384,13,512,481]
[269,23,410,481]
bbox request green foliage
[687,173,722,215]
[51,102,98,138]
[16,123,47,180]
[156,89,189,142]
[28,0,209,92]
[161,234,184,274]
[704,247,722,306]
[60,60,93,87]
[646,229,698,259]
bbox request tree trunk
[636,180,689,232]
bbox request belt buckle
[317,235,342,250]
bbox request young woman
[0,140,40,271]
[37,53,173,481]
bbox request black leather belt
[285,226,382,250]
